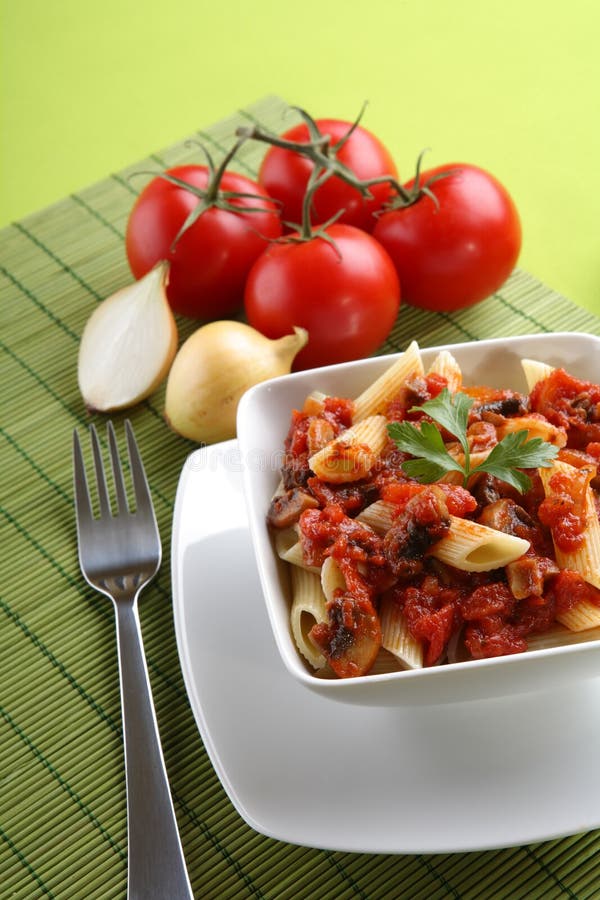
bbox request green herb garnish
[387,388,559,493]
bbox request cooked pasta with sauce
[267,343,600,679]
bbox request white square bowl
[237,332,600,706]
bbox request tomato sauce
[385,374,448,422]
[530,368,600,448]
[300,505,387,575]
[269,369,600,677]
[382,481,478,517]
[538,467,594,552]
[548,570,600,612]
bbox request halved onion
[78,262,177,412]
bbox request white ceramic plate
[172,440,600,853]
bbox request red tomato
[373,163,521,312]
[258,119,398,233]
[244,224,400,370]
[125,165,282,318]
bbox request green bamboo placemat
[2,95,600,900]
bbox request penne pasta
[290,567,329,670]
[309,415,388,483]
[521,358,554,392]
[427,350,463,392]
[430,516,530,572]
[556,602,600,632]
[496,415,566,447]
[539,460,600,629]
[275,528,320,573]
[274,525,299,557]
[380,594,423,669]
[353,340,424,421]
[365,649,405,675]
[302,390,328,416]
[320,556,346,601]
[356,500,395,535]
[527,624,600,650]
[539,460,600,592]
[360,502,530,572]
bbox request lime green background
[2,0,600,315]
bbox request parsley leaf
[387,419,464,482]
[410,388,473,459]
[471,430,559,493]
[387,389,559,492]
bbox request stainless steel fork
[73,420,194,900]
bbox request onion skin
[164,321,308,444]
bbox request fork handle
[115,597,194,900]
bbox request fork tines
[73,420,154,522]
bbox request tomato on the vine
[125,164,282,319]
[258,119,397,233]
[373,163,521,312]
[244,223,401,370]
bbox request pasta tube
[427,350,463,392]
[360,502,530,572]
[496,415,566,447]
[365,650,404,675]
[527,624,600,651]
[430,516,530,572]
[320,556,346,602]
[521,358,554,392]
[302,390,328,415]
[539,460,600,629]
[309,415,388,483]
[290,567,328,670]
[275,527,319,573]
[353,340,424,421]
[539,460,600,589]
[356,500,395,535]
[380,594,423,669]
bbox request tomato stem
[235,107,455,237]
[236,116,412,205]
[382,151,458,212]
[131,134,277,251]
[329,101,368,152]
[299,166,330,238]
[204,135,247,204]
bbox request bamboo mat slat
[2,94,600,900]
